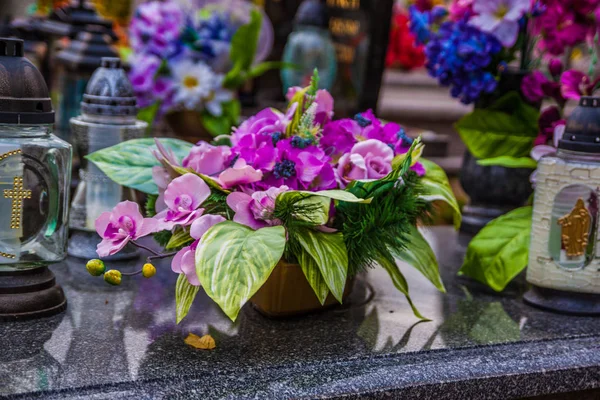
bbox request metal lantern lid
[56,25,118,72]
[295,0,329,28]
[80,57,137,118]
[0,38,54,125]
[558,96,600,153]
[36,0,115,40]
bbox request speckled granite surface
[1,227,599,399]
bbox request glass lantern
[525,96,600,315]
[281,0,337,92]
[68,57,147,260]
[0,38,72,320]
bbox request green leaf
[248,61,297,79]
[278,189,370,205]
[195,222,286,321]
[295,195,330,225]
[419,158,462,230]
[455,93,539,159]
[166,229,194,250]
[391,225,445,293]
[137,102,160,127]
[377,249,429,320]
[175,274,200,324]
[202,110,233,137]
[459,206,533,292]
[86,138,193,194]
[222,99,241,125]
[298,249,329,305]
[224,9,262,88]
[477,156,537,169]
[296,230,348,303]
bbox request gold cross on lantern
[4,177,31,229]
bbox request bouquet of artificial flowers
[128,0,276,136]
[85,73,460,322]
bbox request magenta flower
[182,141,232,176]
[534,106,565,146]
[96,201,159,257]
[449,0,474,21]
[128,54,161,108]
[171,214,225,286]
[560,70,600,100]
[155,173,210,230]
[521,71,550,103]
[534,3,589,56]
[336,140,394,187]
[231,105,297,147]
[226,186,289,230]
[219,158,264,189]
[320,119,360,159]
[548,59,563,78]
[469,0,530,46]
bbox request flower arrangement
[409,0,599,169]
[85,72,460,322]
[127,0,277,137]
[386,6,426,71]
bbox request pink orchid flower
[560,70,600,100]
[182,141,231,176]
[226,186,289,230]
[155,173,210,230]
[171,214,226,286]
[96,201,159,257]
[218,158,263,189]
[336,139,394,187]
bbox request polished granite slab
[1,227,600,399]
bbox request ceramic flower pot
[164,110,214,144]
[250,260,354,317]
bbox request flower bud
[549,59,563,78]
[142,263,157,278]
[104,270,122,286]
[86,259,106,276]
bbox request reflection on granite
[1,227,599,399]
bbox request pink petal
[530,145,556,161]
[136,217,160,238]
[112,201,145,231]
[219,165,263,189]
[492,20,519,47]
[171,246,188,273]
[164,173,211,210]
[180,250,200,286]
[96,237,129,258]
[95,212,112,237]
[226,192,252,211]
[351,139,394,163]
[190,214,226,240]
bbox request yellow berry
[86,259,105,277]
[104,270,122,286]
[142,263,156,278]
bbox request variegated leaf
[298,249,329,305]
[296,230,348,303]
[175,274,200,324]
[419,158,462,230]
[195,222,286,321]
[166,229,194,250]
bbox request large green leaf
[296,230,348,303]
[455,93,539,159]
[224,10,262,88]
[86,138,193,194]
[419,158,462,230]
[459,206,533,292]
[175,274,200,324]
[391,225,445,293]
[298,249,329,305]
[477,156,537,169]
[195,222,286,321]
[377,249,428,320]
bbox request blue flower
[408,6,431,45]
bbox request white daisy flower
[171,60,217,110]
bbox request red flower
[386,9,426,70]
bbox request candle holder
[524,96,600,315]
[68,57,147,260]
[0,38,72,321]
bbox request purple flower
[182,141,232,176]
[336,140,394,187]
[171,214,226,286]
[129,0,184,58]
[534,106,565,146]
[469,0,530,47]
[521,71,550,103]
[218,158,264,189]
[548,59,563,78]
[155,173,210,230]
[360,110,402,145]
[128,54,161,108]
[560,70,600,100]
[226,186,289,230]
[320,119,360,159]
[95,201,159,257]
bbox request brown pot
[250,260,354,318]
[163,110,214,144]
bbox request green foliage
[195,222,286,321]
[153,230,172,248]
[307,68,320,97]
[298,248,330,305]
[145,194,158,217]
[166,229,194,251]
[477,156,537,169]
[419,158,462,230]
[455,92,540,159]
[86,138,193,194]
[459,206,533,292]
[201,99,241,137]
[175,274,200,324]
[137,102,161,129]
[296,230,348,303]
